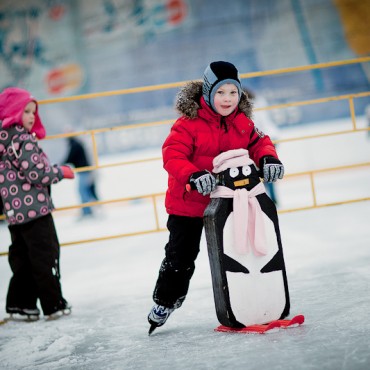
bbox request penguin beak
[233,179,249,187]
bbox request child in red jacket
[148,61,284,334]
[0,87,74,320]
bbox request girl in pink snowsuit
[0,87,74,319]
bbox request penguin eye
[242,165,252,176]
[229,167,239,178]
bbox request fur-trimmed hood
[175,81,253,119]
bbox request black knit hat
[202,61,242,111]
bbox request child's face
[22,101,37,132]
[213,83,239,116]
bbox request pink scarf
[211,182,267,256]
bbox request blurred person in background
[63,134,99,219]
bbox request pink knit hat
[213,149,254,174]
[0,87,46,139]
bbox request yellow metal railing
[0,57,369,255]
[39,91,369,174]
[37,56,370,105]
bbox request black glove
[189,170,216,196]
[260,156,284,183]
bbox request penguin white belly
[223,211,285,326]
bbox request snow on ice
[0,118,369,370]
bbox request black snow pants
[153,215,204,308]
[6,214,67,315]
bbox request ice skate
[5,307,40,322]
[45,301,72,321]
[148,304,175,335]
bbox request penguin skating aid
[204,149,304,332]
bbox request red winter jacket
[163,81,278,217]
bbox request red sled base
[215,314,305,334]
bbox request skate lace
[153,306,169,317]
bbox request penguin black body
[204,163,290,327]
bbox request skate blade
[4,314,39,323]
[46,308,72,321]
[148,323,158,335]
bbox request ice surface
[0,118,369,370]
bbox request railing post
[309,172,317,207]
[152,195,160,231]
[91,131,99,167]
[348,97,357,131]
